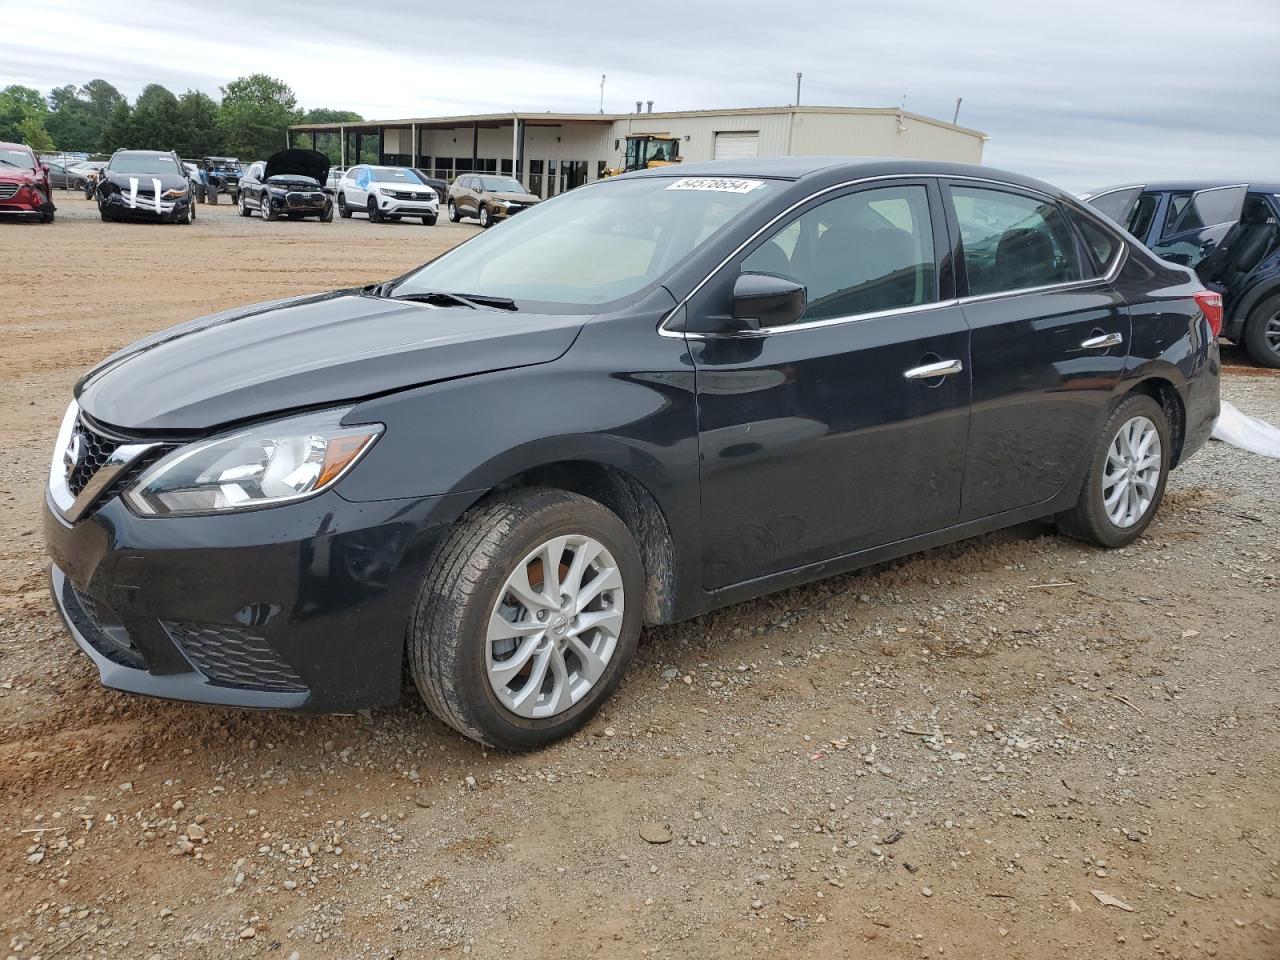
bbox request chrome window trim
[660,172,1126,340]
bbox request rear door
[687,179,972,589]
[1149,184,1247,270]
[943,181,1131,521]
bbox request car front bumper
[44,486,472,712]
[100,192,192,222]
[377,196,439,217]
[0,184,54,217]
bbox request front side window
[742,184,937,322]
[394,176,776,310]
[951,186,1081,296]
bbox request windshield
[394,175,776,309]
[207,159,240,172]
[0,147,35,169]
[371,167,424,184]
[110,153,179,175]
[478,177,526,193]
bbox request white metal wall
[787,112,985,163]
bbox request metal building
[288,105,987,200]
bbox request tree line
[0,75,362,162]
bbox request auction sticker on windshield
[665,177,765,193]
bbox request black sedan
[45,158,1220,750]
[237,149,333,221]
[96,150,195,224]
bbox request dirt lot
[2,194,1278,960]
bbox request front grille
[66,419,121,497]
[64,415,174,513]
[163,622,307,692]
[0,183,18,199]
[65,583,147,669]
[390,190,428,201]
[286,192,324,206]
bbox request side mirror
[41,164,50,174]
[732,272,806,329]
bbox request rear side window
[1127,194,1158,238]
[742,184,937,321]
[1163,185,1247,238]
[1068,210,1121,274]
[950,187,1082,296]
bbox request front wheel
[367,197,382,223]
[408,488,644,750]
[422,214,436,226]
[1242,294,1280,369]
[338,193,351,218]
[1056,393,1170,548]
[263,194,277,221]
[478,205,492,228]
[320,203,333,223]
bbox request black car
[237,149,333,222]
[1087,181,1280,367]
[414,170,449,206]
[45,158,1220,750]
[96,150,195,224]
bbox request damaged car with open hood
[96,149,195,224]
[237,149,333,222]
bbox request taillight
[1195,290,1223,338]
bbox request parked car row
[44,156,1221,750]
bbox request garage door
[713,131,760,161]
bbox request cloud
[6,0,1278,191]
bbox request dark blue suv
[1087,182,1280,367]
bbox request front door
[943,182,1131,521]
[686,180,972,590]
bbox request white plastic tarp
[1211,401,1280,459]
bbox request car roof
[0,141,34,152]
[1092,180,1280,195]
[625,156,1074,199]
[112,149,174,156]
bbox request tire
[180,201,194,225]
[263,193,277,221]
[338,193,351,218]
[40,209,55,224]
[206,185,218,205]
[98,206,111,222]
[448,200,459,223]
[237,191,249,217]
[320,202,333,223]
[479,205,492,228]
[408,488,644,751]
[1242,294,1280,369]
[367,197,382,223]
[1056,393,1171,548]
[196,186,205,204]
[422,215,436,226]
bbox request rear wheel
[408,488,644,750]
[1056,393,1170,548]
[237,191,249,217]
[1242,294,1280,369]
[448,200,459,222]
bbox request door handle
[1081,332,1123,350]
[904,359,964,380]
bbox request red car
[0,142,56,223]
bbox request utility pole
[795,72,802,106]
[952,97,963,125]
[599,74,606,114]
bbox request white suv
[336,165,438,225]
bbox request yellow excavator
[601,135,682,177]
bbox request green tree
[129,83,181,149]
[174,90,222,157]
[46,85,97,153]
[81,79,125,124]
[218,74,301,159]
[0,84,50,142]
[98,101,135,153]
[18,114,55,152]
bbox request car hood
[75,292,587,432]
[492,191,540,204]
[265,148,328,184]
[101,171,189,192]
[371,179,434,192]
[0,168,38,183]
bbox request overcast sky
[5,0,1279,192]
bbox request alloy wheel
[1265,312,1280,358]
[486,534,624,719]
[1102,415,1162,528]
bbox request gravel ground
[1,196,1278,960]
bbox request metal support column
[472,122,479,170]
[411,122,418,168]
[340,126,346,167]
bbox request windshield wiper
[391,290,518,311]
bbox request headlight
[162,187,186,199]
[379,187,396,197]
[124,409,382,517]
